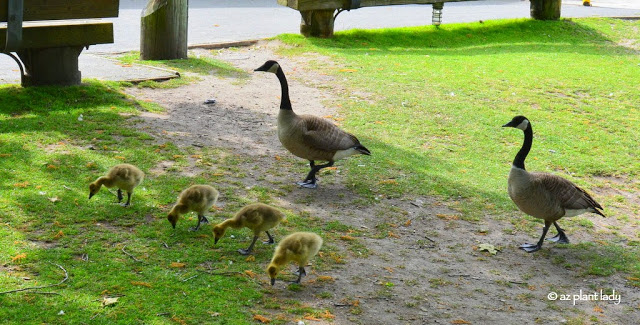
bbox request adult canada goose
[89,164,144,207]
[254,60,371,189]
[213,203,285,255]
[167,185,219,231]
[267,232,322,285]
[503,115,605,252]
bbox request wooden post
[140,0,188,60]
[17,47,83,86]
[300,10,336,38]
[530,0,561,20]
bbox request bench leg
[300,10,336,38]
[17,47,83,87]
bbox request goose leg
[264,231,275,244]
[117,189,123,203]
[297,161,334,189]
[519,220,551,253]
[239,235,258,255]
[547,222,570,244]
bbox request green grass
[0,81,344,323]
[275,18,639,278]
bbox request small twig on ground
[0,263,68,295]
[29,291,62,296]
[157,312,170,316]
[424,236,436,243]
[121,245,143,263]
[90,312,101,320]
[181,275,198,282]
[334,303,350,307]
[449,274,526,285]
[162,242,169,249]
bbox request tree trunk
[530,0,561,20]
[140,0,188,60]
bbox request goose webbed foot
[296,179,317,189]
[547,232,570,244]
[519,243,542,253]
[237,248,252,255]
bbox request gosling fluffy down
[213,203,285,255]
[89,163,144,206]
[167,185,219,231]
[267,232,322,285]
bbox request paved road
[1,0,638,83]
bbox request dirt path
[124,42,639,325]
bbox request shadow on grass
[296,19,634,56]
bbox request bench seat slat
[0,0,119,22]
[0,20,113,49]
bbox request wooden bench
[1,0,119,86]
[278,0,479,38]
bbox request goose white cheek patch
[516,119,529,131]
[268,63,280,73]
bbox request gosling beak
[270,278,275,286]
[89,193,94,200]
[214,238,219,245]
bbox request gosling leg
[519,220,551,253]
[547,221,570,244]
[117,189,123,203]
[190,215,208,231]
[294,266,306,284]
[264,231,275,244]
[122,192,132,207]
[238,235,258,255]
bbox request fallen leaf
[436,214,459,220]
[340,235,355,241]
[11,253,27,261]
[478,243,499,255]
[384,267,394,273]
[170,262,186,268]
[274,155,281,161]
[253,314,271,323]
[451,320,471,324]
[13,181,30,188]
[120,64,132,67]
[626,276,640,281]
[374,121,384,124]
[212,173,225,176]
[190,155,202,159]
[378,179,397,185]
[404,219,412,227]
[245,255,255,262]
[388,231,400,238]
[0,153,11,157]
[593,305,604,313]
[86,162,97,168]
[325,166,338,170]
[304,315,322,321]
[244,270,257,278]
[321,310,335,319]
[130,281,152,287]
[48,197,60,203]
[339,68,358,73]
[53,230,65,239]
[172,155,183,159]
[317,275,335,282]
[114,156,126,160]
[102,297,119,307]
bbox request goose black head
[502,115,530,131]
[254,60,280,74]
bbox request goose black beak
[214,238,219,245]
[89,193,94,200]
[501,123,509,127]
[270,278,276,286]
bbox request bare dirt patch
[123,41,639,324]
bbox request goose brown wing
[299,115,361,152]
[535,173,604,214]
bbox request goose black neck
[513,124,533,170]
[275,68,292,110]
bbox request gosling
[89,163,144,207]
[267,232,323,285]
[213,203,285,255]
[167,185,219,231]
